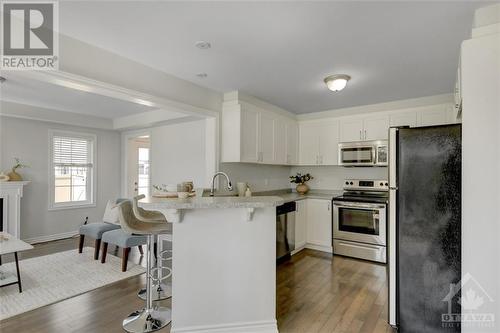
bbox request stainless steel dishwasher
[276,201,296,263]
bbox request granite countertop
[140,195,284,210]
[254,189,344,203]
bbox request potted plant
[8,158,29,181]
[290,173,313,195]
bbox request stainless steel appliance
[388,125,461,331]
[333,179,388,263]
[338,140,388,167]
[276,201,296,262]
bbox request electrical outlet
[264,179,269,186]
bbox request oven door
[338,144,375,166]
[333,201,386,245]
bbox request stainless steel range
[332,179,388,263]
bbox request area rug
[0,247,145,321]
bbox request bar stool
[117,200,172,333]
[132,195,172,301]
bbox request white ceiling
[0,72,155,119]
[57,1,489,114]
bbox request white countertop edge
[139,195,285,210]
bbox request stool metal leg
[123,235,171,333]
[138,234,172,301]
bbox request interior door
[127,138,151,198]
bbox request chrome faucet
[210,172,233,196]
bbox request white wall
[290,166,388,191]
[219,163,291,193]
[150,118,213,190]
[461,22,500,332]
[0,116,121,241]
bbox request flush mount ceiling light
[195,41,211,49]
[324,74,351,92]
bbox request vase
[7,169,22,181]
[296,183,309,195]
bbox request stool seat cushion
[102,229,147,248]
[79,222,120,239]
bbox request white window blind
[53,136,93,168]
[49,131,96,209]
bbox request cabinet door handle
[359,130,362,140]
[364,130,367,140]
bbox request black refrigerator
[388,125,461,332]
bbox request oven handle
[333,201,386,209]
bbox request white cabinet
[416,107,449,127]
[339,115,389,142]
[295,200,307,251]
[222,102,298,165]
[274,118,287,165]
[298,123,319,165]
[240,107,260,163]
[389,111,417,127]
[285,121,299,165]
[339,118,364,142]
[305,199,332,252]
[259,112,275,163]
[363,115,389,140]
[299,120,339,165]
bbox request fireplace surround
[0,181,30,238]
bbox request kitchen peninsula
[140,195,284,333]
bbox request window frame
[48,129,97,211]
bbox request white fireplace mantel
[0,181,30,239]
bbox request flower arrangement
[12,158,29,171]
[289,173,313,185]
[7,157,29,181]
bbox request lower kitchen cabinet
[294,200,307,251]
[292,198,333,255]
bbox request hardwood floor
[0,238,393,333]
[277,250,394,333]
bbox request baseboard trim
[24,230,78,244]
[305,243,333,254]
[171,320,278,333]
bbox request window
[49,130,96,210]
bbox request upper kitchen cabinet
[285,120,299,165]
[221,92,298,165]
[363,114,390,140]
[339,115,389,142]
[259,111,276,164]
[240,106,260,162]
[299,120,339,165]
[416,106,451,127]
[389,111,417,127]
[339,117,363,142]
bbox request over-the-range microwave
[338,140,388,167]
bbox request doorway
[126,135,151,198]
